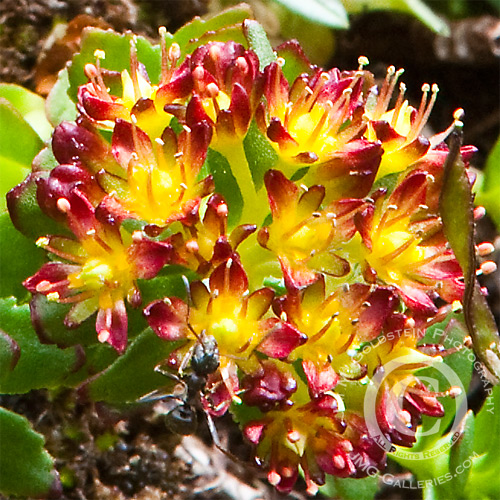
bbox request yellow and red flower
[23,189,174,352]
[356,171,464,315]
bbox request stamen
[98,329,111,343]
[391,82,407,128]
[479,261,497,275]
[159,26,169,85]
[56,197,71,213]
[477,242,495,256]
[358,55,369,70]
[129,37,141,101]
[373,66,395,118]
[474,206,486,220]
[408,83,439,142]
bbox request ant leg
[205,412,262,470]
[154,363,182,382]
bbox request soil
[0,1,499,499]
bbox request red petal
[264,169,298,218]
[23,262,79,297]
[128,238,173,279]
[209,257,248,297]
[78,86,128,121]
[96,298,128,353]
[258,319,307,358]
[243,421,266,445]
[302,360,339,397]
[52,121,122,176]
[229,82,251,136]
[143,298,189,341]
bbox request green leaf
[464,386,500,498]
[320,473,379,500]
[476,135,500,228]
[0,99,43,209]
[440,130,500,382]
[243,120,278,191]
[68,6,252,102]
[0,297,81,394]
[274,0,349,29]
[165,4,251,56]
[68,30,161,101]
[45,68,78,127]
[0,407,61,498]
[342,0,450,35]
[275,41,314,84]
[206,147,243,227]
[87,328,181,404]
[448,410,475,495]
[243,19,276,69]
[0,84,52,141]
[416,317,473,447]
[6,171,70,240]
[0,212,45,301]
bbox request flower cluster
[9,28,490,494]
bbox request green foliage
[0,212,45,300]
[87,328,181,404]
[273,0,349,29]
[45,68,78,127]
[476,135,500,229]
[0,84,52,141]
[0,407,60,498]
[0,98,43,210]
[342,0,449,35]
[395,387,500,500]
[0,298,82,394]
[321,474,379,500]
[440,131,500,382]
[243,19,276,69]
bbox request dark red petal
[399,284,438,315]
[229,223,257,249]
[229,82,251,136]
[243,421,266,445]
[112,119,154,169]
[156,59,194,106]
[358,287,399,342]
[389,171,427,216]
[143,298,189,341]
[203,193,227,236]
[263,61,289,112]
[52,121,122,176]
[267,117,298,149]
[264,169,298,218]
[23,262,79,296]
[96,299,128,354]
[258,319,307,359]
[405,383,445,418]
[302,360,339,397]
[209,257,248,297]
[314,139,382,199]
[36,164,103,222]
[128,238,173,279]
[78,86,128,121]
[242,360,297,412]
[273,461,299,494]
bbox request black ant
[138,331,221,440]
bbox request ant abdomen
[165,404,198,435]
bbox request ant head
[191,334,220,376]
